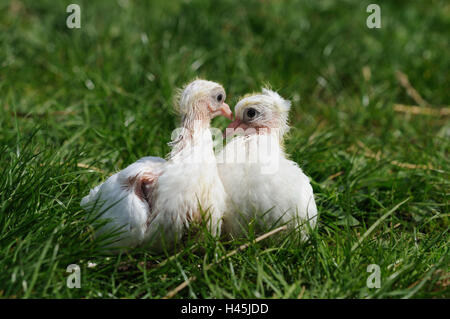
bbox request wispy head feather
[173,78,223,115]
[261,87,291,114]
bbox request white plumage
[81,79,232,252]
[217,88,318,238]
[80,156,166,248]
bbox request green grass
[0,0,449,298]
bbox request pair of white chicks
[81,79,318,253]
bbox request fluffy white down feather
[143,126,227,252]
[80,156,165,249]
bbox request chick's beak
[224,118,249,137]
[220,103,233,120]
[209,102,233,120]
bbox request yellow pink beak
[224,119,249,137]
[209,102,233,120]
[220,103,233,120]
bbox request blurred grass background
[0,0,448,298]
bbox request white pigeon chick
[81,79,232,252]
[217,88,318,239]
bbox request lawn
[0,0,448,298]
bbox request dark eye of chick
[246,108,256,118]
[216,94,223,102]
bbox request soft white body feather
[218,134,317,237]
[80,156,165,248]
[143,126,227,251]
